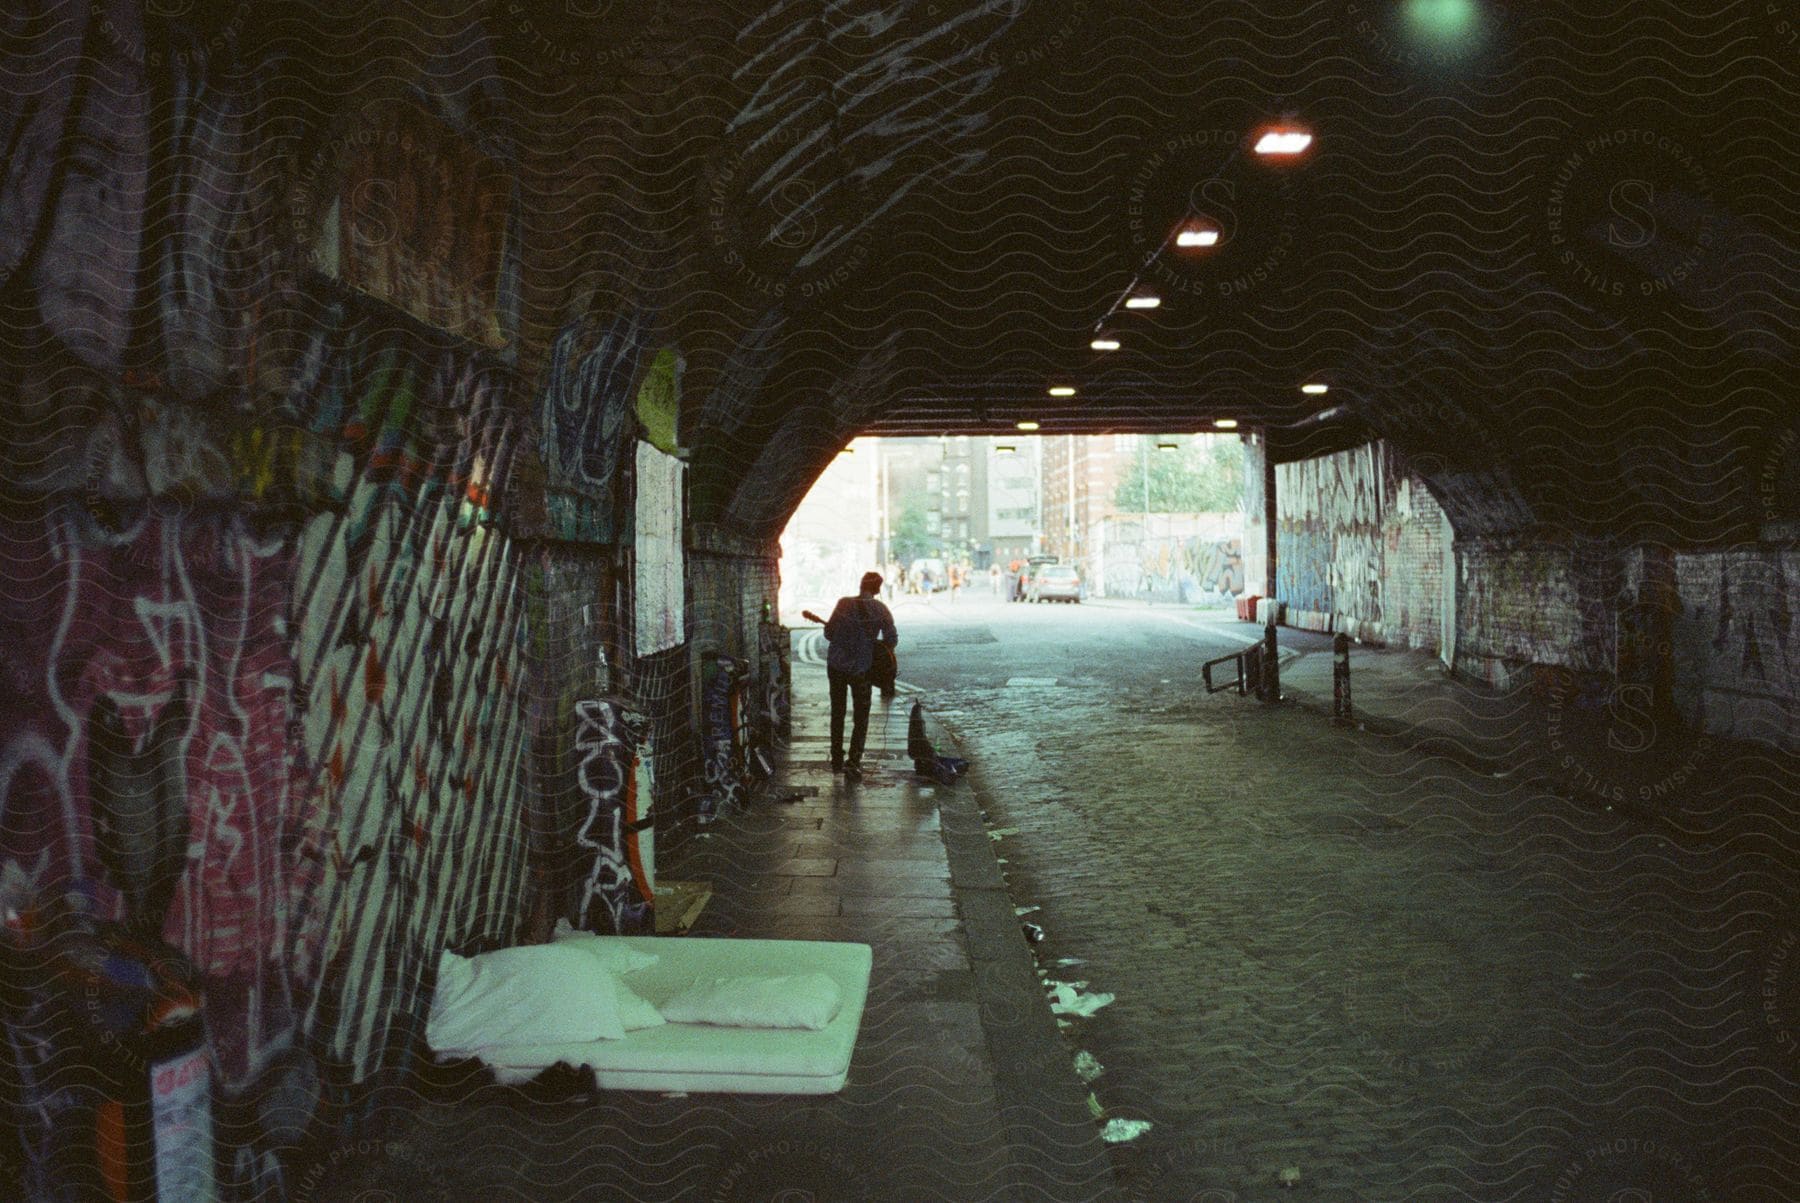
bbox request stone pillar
[1262,434,1280,703]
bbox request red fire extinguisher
[2,902,215,1202]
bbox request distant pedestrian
[989,563,1002,595]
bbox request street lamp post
[1140,435,1150,599]
[878,443,890,567]
[1066,434,1075,565]
[1033,439,1044,554]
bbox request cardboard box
[653,880,712,935]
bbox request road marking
[794,631,922,694]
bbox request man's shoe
[830,757,844,773]
[844,761,863,781]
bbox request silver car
[1029,564,1083,603]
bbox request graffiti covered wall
[280,297,535,1083]
[331,100,513,349]
[0,284,541,1195]
[0,9,558,1189]
[1673,548,1799,750]
[1272,441,1451,651]
[1098,515,1245,603]
[528,317,699,916]
[1453,539,1619,685]
[0,503,301,1094]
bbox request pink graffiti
[0,504,301,1091]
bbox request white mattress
[473,936,873,1094]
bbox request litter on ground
[1102,1118,1154,1143]
[1046,982,1114,1017]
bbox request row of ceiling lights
[1018,125,1328,436]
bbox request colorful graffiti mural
[1270,442,1450,650]
[697,655,751,825]
[0,502,297,1060]
[1097,514,1244,603]
[570,700,655,936]
[282,303,533,1090]
[333,99,513,349]
[536,315,650,543]
[0,283,541,1195]
[0,500,302,1194]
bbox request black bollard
[1333,632,1353,724]
[1261,618,1280,704]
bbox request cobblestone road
[887,593,1797,1202]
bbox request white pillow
[659,972,842,1031]
[427,944,626,1055]
[616,977,666,1033]
[551,920,660,975]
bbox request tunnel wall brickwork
[1272,441,1451,652]
[1669,547,1796,749]
[1263,445,1800,752]
[0,281,546,1192]
[0,18,701,1197]
[1452,539,1619,682]
[1450,541,1798,751]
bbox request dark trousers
[828,668,872,764]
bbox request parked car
[1013,555,1058,602]
[1029,564,1083,603]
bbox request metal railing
[1203,641,1264,697]
[1203,624,1282,702]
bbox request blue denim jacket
[824,595,898,677]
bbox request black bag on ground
[908,702,934,774]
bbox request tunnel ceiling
[247,2,1794,545]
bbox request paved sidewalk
[315,643,1121,1202]
[1094,599,1786,840]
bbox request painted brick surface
[1454,540,1619,684]
[1272,441,1449,652]
[1242,434,1268,596]
[1672,547,1799,749]
[0,503,300,1094]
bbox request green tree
[1113,437,1244,513]
[889,497,933,564]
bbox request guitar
[798,607,898,694]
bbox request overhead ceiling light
[1090,337,1121,351]
[1048,387,1076,397]
[1301,383,1329,395]
[1214,418,1239,429]
[1124,295,1162,310]
[1016,420,1041,431]
[1156,440,1181,451]
[995,444,1017,454]
[1254,129,1313,155]
[1175,226,1220,248]
[838,446,855,454]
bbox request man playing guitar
[801,572,898,779]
